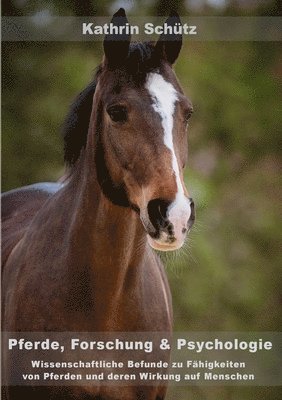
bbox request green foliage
[2,42,102,188]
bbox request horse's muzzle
[143,197,195,251]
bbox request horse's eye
[184,109,193,123]
[107,105,127,123]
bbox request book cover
[2,1,281,399]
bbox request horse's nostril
[187,198,195,229]
[182,227,187,234]
[147,198,170,231]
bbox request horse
[2,9,195,400]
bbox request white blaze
[145,72,191,246]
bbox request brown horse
[2,9,194,400]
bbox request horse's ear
[103,8,131,68]
[155,12,182,65]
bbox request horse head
[81,9,195,251]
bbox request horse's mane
[62,66,102,166]
[62,42,158,167]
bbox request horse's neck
[61,163,147,328]
[66,163,146,265]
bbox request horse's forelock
[126,42,160,84]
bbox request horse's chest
[105,261,171,332]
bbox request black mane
[62,66,101,166]
[62,42,159,167]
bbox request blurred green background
[2,1,282,399]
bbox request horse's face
[94,11,195,251]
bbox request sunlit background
[2,1,282,399]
